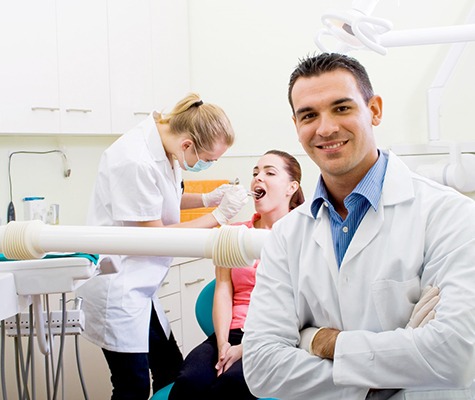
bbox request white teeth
[321,142,344,149]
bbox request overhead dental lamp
[314,0,475,55]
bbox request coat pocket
[371,277,420,331]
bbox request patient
[168,150,305,400]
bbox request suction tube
[0,221,270,268]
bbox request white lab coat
[243,151,475,400]
[76,112,182,352]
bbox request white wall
[1,1,475,398]
[185,0,475,216]
[187,0,475,155]
[0,136,116,226]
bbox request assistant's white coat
[75,113,183,352]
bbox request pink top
[229,213,261,329]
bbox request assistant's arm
[181,183,235,209]
[138,185,248,228]
[180,192,206,209]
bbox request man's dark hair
[288,53,374,113]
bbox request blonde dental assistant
[77,93,248,400]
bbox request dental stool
[150,280,277,400]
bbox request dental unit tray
[0,253,98,295]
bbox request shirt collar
[311,150,388,218]
[147,112,168,162]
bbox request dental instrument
[248,190,265,200]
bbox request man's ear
[369,95,383,126]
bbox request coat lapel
[311,204,340,286]
[341,151,415,267]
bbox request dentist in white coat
[242,53,475,400]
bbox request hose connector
[1,220,46,260]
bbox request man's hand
[310,328,340,360]
[406,285,439,328]
[298,286,438,360]
[298,327,340,360]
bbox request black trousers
[102,305,183,400]
[169,329,256,400]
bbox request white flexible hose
[1,220,45,260]
[212,225,252,268]
[32,295,50,355]
[0,221,270,268]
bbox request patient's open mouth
[253,188,265,200]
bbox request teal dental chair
[150,279,277,400]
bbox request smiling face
[251,153,298,218]
[291,69,382,188]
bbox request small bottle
[47,204,60,225]
[23,197,46,221]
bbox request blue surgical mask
[183,146,214,172]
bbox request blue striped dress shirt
[310,150,389,268]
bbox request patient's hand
[215,342,243,376]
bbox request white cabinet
[56,0,111,134]
[0,1,60,134]
[179,258,216,355]
[157,258,215,356]
[0,0,190,136]
[107,0,155,134]
[150,0,191,116]
[108,0,191,134]
[0,0,110,135]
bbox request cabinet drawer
[179,259,215,290]
[158,265,180,297]
[160,292,181,323]
[179,258,215,355]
